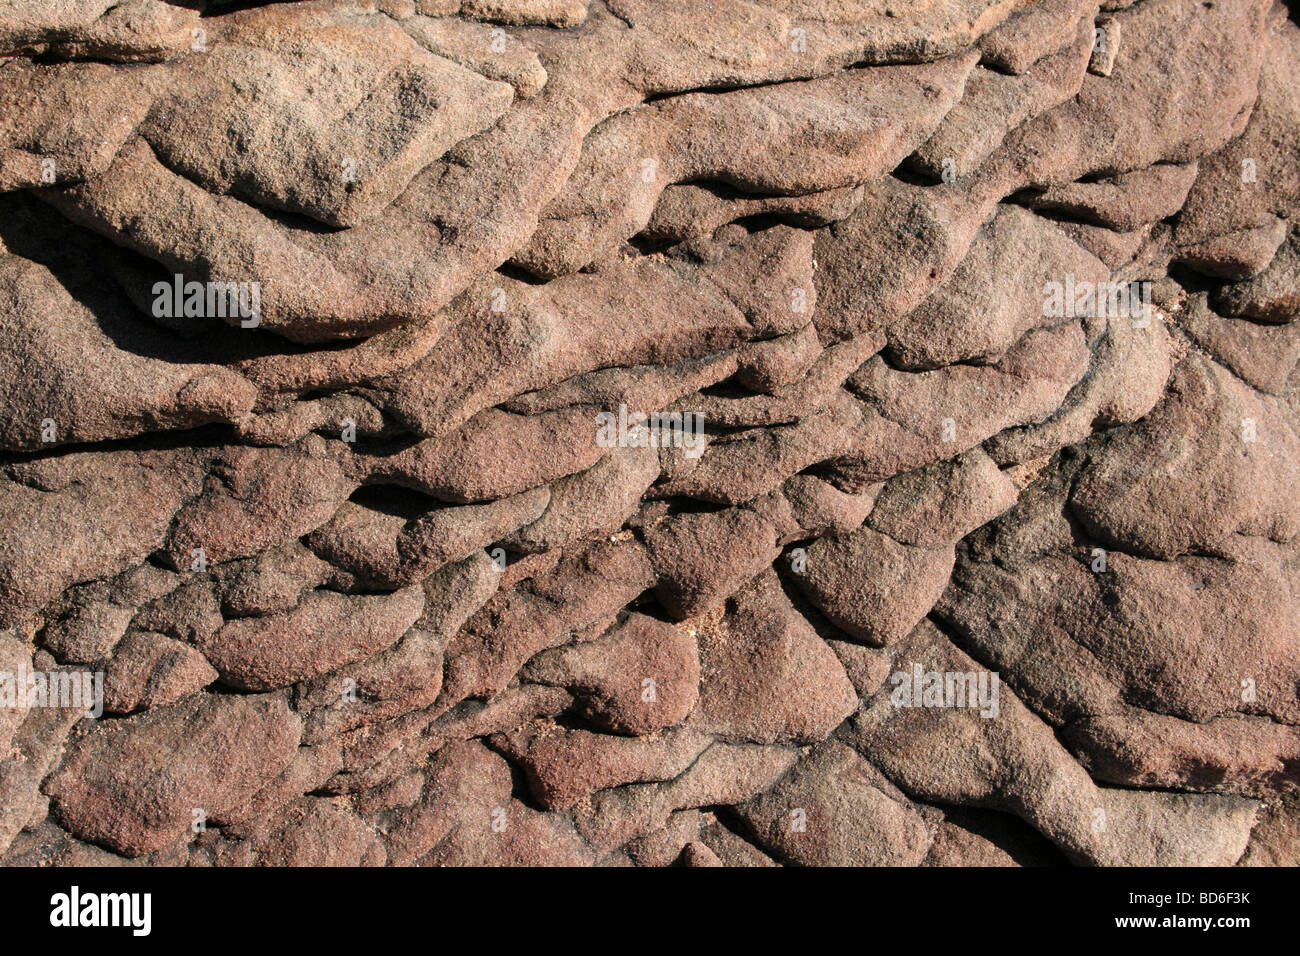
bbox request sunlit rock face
[0,0,1297,868]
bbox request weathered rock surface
[46,693,301,856]
[1,0,1296,869]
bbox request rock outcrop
[0,0,1297,868]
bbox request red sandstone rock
[1,0,1296,871]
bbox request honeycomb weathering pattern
[0,0,1297,867]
